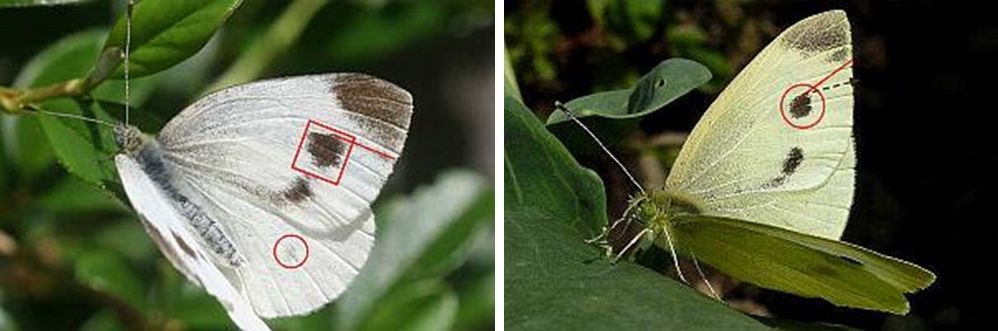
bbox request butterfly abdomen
[177,196,246,266]
[133,140,247,267]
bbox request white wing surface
[154,74,412,317]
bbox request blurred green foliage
[0,0,494,330]
[506,0,775,116]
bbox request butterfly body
[629,189,698,240]
[115,123,248,267]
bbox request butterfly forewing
[665,10,856,239]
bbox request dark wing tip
[329,73,414,130]
[780,9,852,55]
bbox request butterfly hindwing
[665,10,856,239]
[151,74,412,317]
[671,215,934,314]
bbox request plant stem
[0,87,19,113]
[0,79,87,114]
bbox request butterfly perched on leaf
[582,10,934,314]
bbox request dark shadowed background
[507,0,995,329]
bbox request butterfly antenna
[691,252,720,300]
[555,101,645,195]
[124,0,133,127]
[25,107,116,128]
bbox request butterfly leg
[660,225,689,284]
[613,228,650,262]
[691,252,721,300]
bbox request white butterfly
[114,73,412,330]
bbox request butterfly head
[113,124,147,156]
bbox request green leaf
[359,280,458,331]
[35,98,125,200]
[410,189,492,279]
[0,0,92,8]
[80,309,126,331]
[505,95,607,237]
[453,272,494,330]
[2,116,55,182]
[588,0,665,43]
[504,95,768,330]
[5,30,107,182]
[93,219,156,263]
[37,176,126,212]
[14,29,105,88]
[547,58,711,125]
[322,1,445,66]
[75,249,147,310]
[166,288,238,329]
[335,170,490,330]
[504,44,523,102]
[96,0,243,80]
[0,307,18,331]
[269,310,332,331]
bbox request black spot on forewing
[307,132,345,167]
[781,11,849,54]
[281,177,313,203]
[782,147,805,175]
[789,93,813,119]
[330,73,413,130]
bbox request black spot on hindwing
[782,147,805,175]
[307,132,345,167]
[765,147,805,188]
